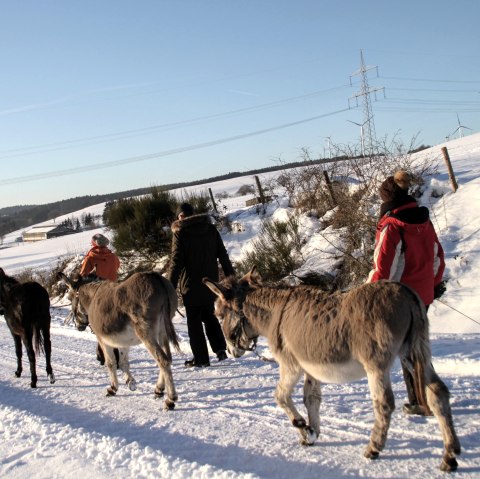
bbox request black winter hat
[177,202,194,218]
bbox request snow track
[1,313,479,479]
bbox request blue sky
[1,0,479,208]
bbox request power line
[381,75,480,84]
[383,98,480,106]
[388,87,479,93]
[376,107,480,113]
[0,107,349,187]
[0,85,350,160]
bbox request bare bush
[14,256,77,297]
[236,184,255,196]
[236,214,303,281]
[270,135,439,289]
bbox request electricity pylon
[349,50,384,156]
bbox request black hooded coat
[168,214,234,306]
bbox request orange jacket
[79,246,120,281]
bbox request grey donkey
[59,271,179,410]
[203,267,461,472]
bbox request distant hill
[0,157,334,237]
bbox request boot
[217,350,228,362]
[402,403,426,416]
[184,359,210,368]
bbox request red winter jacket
[366,201,445,305]
[79,246,120,281]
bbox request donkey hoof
[300,426,318,446]
[440,456,458,472]
[364,448,379,460]
[30,382,37,388]
[164,399,175,411]
[49,373,56,384]
[127,380,137,391]
[106,386,117,396]
[292,418,307,429]
[154,390,165,399]
[15,371,22,378]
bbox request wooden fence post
[254,175,266,205]
[208,188,218,212]
[441,147,458,192]
[323,171,337,206]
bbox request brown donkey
[0,267,55,387]
[203,267,461,472]
[59,271,180,410]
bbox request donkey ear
[57,272,74,290]
[242,266,262,287]
[203,278,229,300]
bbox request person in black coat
[168,203,235,367]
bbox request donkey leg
[12,333,23,378]
[365,370,395,460]
[275,362,316,445]
[102,344,120,396]
[141,336,177,411]
[154,339,176,399]
[42,326,55,384]
[303,373,321,439]
[23,333,38,388]
[118,348,136,391]
[423,364,461,472]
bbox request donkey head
[0,267,18,312]
[57,272,98,331]
[203,266,262,358]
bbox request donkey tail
[155,272,181,353]
[33,325,45,356]
[402,285,433,414]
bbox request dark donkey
[0,267,55,387]
[59,271,180,410]
[204,267,461,472]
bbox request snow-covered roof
[24,225,60,234]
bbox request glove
[434,281,446,299]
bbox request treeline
[0,156,334,237]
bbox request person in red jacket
[79,233,121,365]
[366,170,445,415]
[79,233,120,281]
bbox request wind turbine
[347,117,371,157]
[450,114,472,139]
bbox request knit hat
[91,233,109,247]
[177,202,194,219]
[379,170,411,202]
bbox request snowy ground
[1,134,480,478]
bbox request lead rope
[436,298,480,328]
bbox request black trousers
[185,303,227,364]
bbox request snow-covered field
[1,134,480,478]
